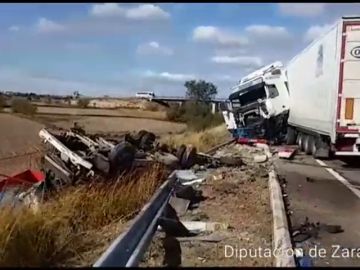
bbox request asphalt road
[274,152,360,267]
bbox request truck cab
[222,61,290,140]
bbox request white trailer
[286,16,360,158]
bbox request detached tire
[181,146,197,169]
[286,127,297,145]
[139,132,156,151]
[108,142,136,177]
[176,144,187,161]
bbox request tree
[73,91,80,99]
[184,80,218,103]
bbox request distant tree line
[166,79,223,131]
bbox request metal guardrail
[93,139,235,267]
[93,171,177,267]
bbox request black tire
[176,144,187,161]
[137,130,148,138]
[301,135,308,152]
[108,142,136,177]
[311,137,318,157]
[286,127,297,145]
[314,137,331,160]
[296,133,301,145]
[129,130,148,146]
[181,146,197,169]
[304,135,313,155]
[297,133,304,151]
[92,153,110,175]
[139,132,156,150]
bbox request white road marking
[315,159,360,199]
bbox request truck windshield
[237,86,266,106]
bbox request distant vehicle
[135,91,155,100]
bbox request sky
[1,3,360,98]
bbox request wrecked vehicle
[0,124,239,211]
[222,61,290,143]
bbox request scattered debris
[278,146,297,159]
[175,233,226,243]
[169,197,190,217]
[306,177,315,183]
[180,221,230,233]
[254,154,268,163]
[291,217,344,243]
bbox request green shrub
[166,101,224,131]
[11,99,37,115]
[166,103,186,122]
[77,98,90,108]
[144,102,160,112]
[0,95,6,111]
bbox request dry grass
[0,164,168,267]
[161,124,231,152]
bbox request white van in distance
[135,91,155,100]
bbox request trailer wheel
[304,135,314,155]
[286,127,297,145]
[297,133,304,151]
[311,137,318,157]
[301,135,308,153]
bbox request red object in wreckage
[0,170,45,192]
[237,138,268,145]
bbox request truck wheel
[313,137,331,159]
[301,135,308,152]
[297,133,304,151]
[311,137,318,157]
[304,136,314,155]
[286,127,297,145]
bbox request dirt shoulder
[142,144,274,267]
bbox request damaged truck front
[222,61,290,142]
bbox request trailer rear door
[338,20,360,131]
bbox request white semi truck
[223,16,360,158]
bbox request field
[0,114,44,158]
[32,106,167,120]
[0,105,185,176]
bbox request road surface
[274,152,360,267]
